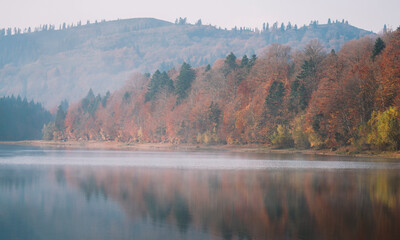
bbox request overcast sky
[0,0,398,33]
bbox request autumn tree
[378,30,400,109]
[60,32,400,152]
[368,107,400,150]
[271,125,294,148]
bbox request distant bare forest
[0,18,372,108]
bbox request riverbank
[1,140,400,159]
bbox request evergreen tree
[146,70,174,102]
[296,58,317,102]
[146,70,162,102]
[265,81,286,116]
[240,55,249,68]
[55,104,66,131]
[175,62,195,103]
[280,23,285,31]
[102,91,110,107]
[161,71,174,92]
[249,54,257,67]
[205,64,211,72]
[371,37,386,60]
[224,52,237,69]
[289,80,307,112]
[178,17,187,25]
[0,96,51,140]
[81,89,99,115]
[286,22,292,30]
[60,99,69,112]
[208,102,222,127]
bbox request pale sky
[0,0,398,33]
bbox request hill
[0,18,373,108]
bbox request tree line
[47,28,400,151]
[0,96,51,141]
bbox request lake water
[0,144,399,240]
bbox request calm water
[0,145,400,240]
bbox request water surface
[0,144,399,239]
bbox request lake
[0,144,399,240]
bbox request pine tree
[175,62,195,103]
[289,80,307,112]
[205,64,211,72]
[225,52,237,69]
[265,81,286,116]
[371,37,385,60]
[145,70,174,102]
[55,105,66,131]
[146,70,162,102]
[249,54,257,67]
[240,55,249,68]
[297,58,317,102]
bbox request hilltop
[0,18,373,108]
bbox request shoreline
[1,140,400,159]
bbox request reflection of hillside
[61,168,400,239]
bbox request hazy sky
[0,0,398,33]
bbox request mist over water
[1,145,399,170]
[1,145,400,240]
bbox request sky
[0,0,398,33]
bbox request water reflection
[0,151,399,239]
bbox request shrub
[271,125,294,148]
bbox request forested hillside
[0,96,51,140]
[0,18,372,108]
[48,28,400,151]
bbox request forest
[0,96,51,141]
[46,28,400,151]
[0,18,371,108]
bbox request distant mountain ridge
[0,18,373,108]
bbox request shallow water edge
[1,140,400,160]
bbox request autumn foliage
[52,29,400,150]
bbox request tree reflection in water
[0,164,399,239]
[63,167,400,240]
